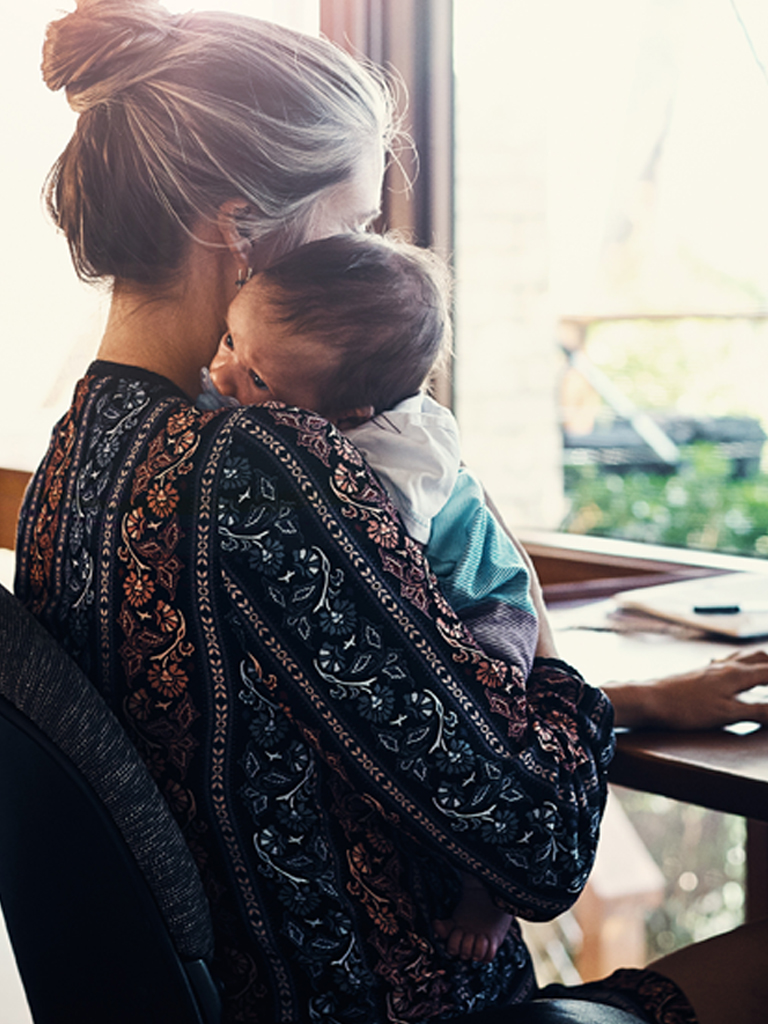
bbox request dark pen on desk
[693,605,740,615]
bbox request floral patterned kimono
[16,361,621,1023]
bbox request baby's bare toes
[447,928,465,959]
[473,936,489,962]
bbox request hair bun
[42,0,175,113]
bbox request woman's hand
[604,649,768,730]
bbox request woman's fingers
[608,648,768,730]
[657,654,768,728]
[716,648,768,670]
[719,653,768,725]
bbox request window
[453,0,768,561]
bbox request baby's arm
[427,467,539,674]
[427,474,540,961]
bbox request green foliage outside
[562,443,768,559]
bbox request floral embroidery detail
[109,398,214,800]
[217,435,608,914]
[148,656,188,697]
[155,599,181,633]
[147,480,180,516]
[331,781,455,1021]
[366,518,400,548]
[20,375,142,656]
[124,568,156,607]
[333,462,360,495]
[267,405,361,470]
[17,380,615,1024]
[378,548,430,614]
[318,597,357,637]
[125,507,147,541]
[167,407,197,435]
[236,657,377,1018]
[126,687,153,722]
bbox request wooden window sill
[519,528,768,601]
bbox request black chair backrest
[462,999,641,1023]
[0,583,220,1024]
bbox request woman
[15,1,768,1021]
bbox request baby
[198,232,539,964]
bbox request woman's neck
[96,243,235,399]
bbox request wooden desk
[609,729,768,823]
[0,469,30,552]
[610,728,768,920]
[550,600,768,917]
[550,600,768,819]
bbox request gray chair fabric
[0,582,213,962]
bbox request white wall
[0,1,319,474]
[454,2,565,529]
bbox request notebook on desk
[614,572,768,639]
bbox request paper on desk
[550,598,706,638]
[615,573,768,640]
[548,595,768,715]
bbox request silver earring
[236,266,253,289]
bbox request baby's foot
[433,889,512,963]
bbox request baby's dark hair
[258,233,451,416]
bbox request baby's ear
[333,406,375,431]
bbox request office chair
[0,582,639,1024]
[0,582,221,1024]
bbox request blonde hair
[42,0,395,284]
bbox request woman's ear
[217,198,254,266]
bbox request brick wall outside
[453,2,566,530]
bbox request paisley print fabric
[16,361,618,1024]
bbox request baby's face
[209,278,328,412]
